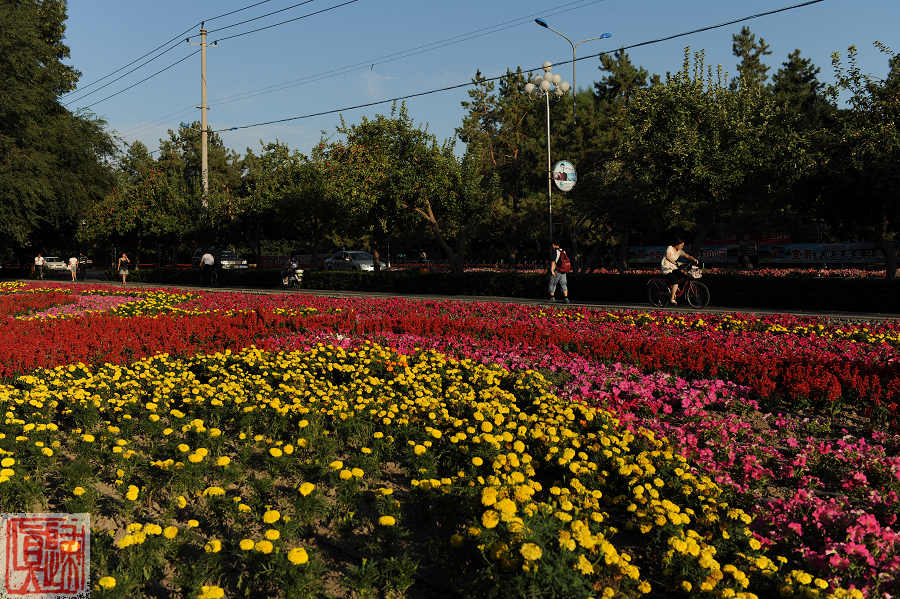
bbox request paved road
[20,275,898,323]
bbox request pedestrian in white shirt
[68,256,78,282]
[660,238,698,305]
[201,251,215,286]
[34,254,45,280]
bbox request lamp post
[534,18,611,122]
[524,62,570,251]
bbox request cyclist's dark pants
[665,272,685,288]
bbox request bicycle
[647,263,710,309]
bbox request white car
[323,251,385,272]
[42,257,68,272]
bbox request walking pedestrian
[34,253,45,280]
[68,256,78,282]
[117,253,130,287]
[549,242,572,303]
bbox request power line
[69,0,364,111]
[63,25,197,98]
[214,0,826,133]
[211,0,362,44]
[207,0,606,108]
[206,0,279,22]
[119,0,605,134]
[63,0,277,99]
[64,40,186,106]
[200,0,318,37]
[79,50,200,111]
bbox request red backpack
[557,250,572,273]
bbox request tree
[731,26,772,89]
[817,44,900,278]
[324,103,494,271]
[604,49,804,249]
[457,69,542,213]
[771,49,833,128]
[0,0,115,251]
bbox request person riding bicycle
[660,238,699,305]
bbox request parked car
[218,249,248,270]
[323,251,385,272]
[191,249,248,270]
[42,256,68,272]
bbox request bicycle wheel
[686,281,710,309]
[647,278,669,307]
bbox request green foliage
[0,0,115,249]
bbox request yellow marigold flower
[519,542,542,561]
[298,482,315,496]
[125,485,139,501]
[81,434,94,443]
[238,503,251,513]
[681,581,692,592]
[481,487,498,506]
[97,576,116,590]
[163,526,178,539]
[329,460,343,470]
[269,447,283,458]
[472,456,483,466]
[265,528,280,541]
[216,456,230,466]
[339,469,353,480]
[637,581,651,594]
[413,444,426,455]
[263,509,280,524]
[482,510,500,529]
[198,585,225,599]
[576,554,593,574]
[204,539,222,553]
[255,540,274,554]
[73,486,86,497]
[351,467,364,478]
[378,515,396,527]
[187,519,199,528]
[287,547,309,565]
[239,538,255,550]
[176,495,187,508]
[496,498,516,520]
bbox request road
[18,275,898,323]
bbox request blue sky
[62,0,899,157]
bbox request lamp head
[542,61,553,73]
[535,18,548,28]
[524,82,536,94]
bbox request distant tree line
[1,2,897,277]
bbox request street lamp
[524,62,570,251]
[534,18,611,122]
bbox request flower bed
[0,281,895,597]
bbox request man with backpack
[549,242,571,303]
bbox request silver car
[42,256,68,272]
[323,251,384,272]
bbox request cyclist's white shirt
[661,246,683,274]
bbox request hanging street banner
[552,160,577,192]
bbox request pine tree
[731,26,772,89]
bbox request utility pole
[188,24,216,206]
